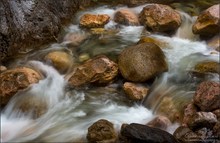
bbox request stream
[1,3,219,143]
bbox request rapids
[1,3,219,143]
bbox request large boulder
[68,55,118,87]
[123,82,149,101]
[192,4,220,37]
[118,43,168,82]
[139,4,181,33]
[0,67,42,106]
[79,14,110,29]
[87,119,117,143]
[114,9,139,26]
[120,123,178,143]
[45,51,74,73]
[0,0,90,62]
[193,81,220,112]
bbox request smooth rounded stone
[207,34,220,51]
[87,119,117,143]
[0,67,42,107]
[137,36,168,48]
[187,112,218,131]
[120,123,178,143]
[118,43,168,82]
[193,61,220,75]
[173,126,198,143]
[45,51,74,73]
[182,103,198,127]
[79,14,110,29]
[194,81,220,112]
[63,32,88,47]
[0,66,7,73]
[146,115,171,131]
[114,9,139,26]
[139,4,181,33]
[192,4,220,36]
[123,82,149,101]
[68,55,118,87]
[213,109,220,120]
[79,53,90,63]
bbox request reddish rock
[187,112,217,130]
[182,103,198,127]
[146,115,171,130]
[193,4,220,36]
[118,43,168,82]
[139,4,181,33]
[213,122,220,137]
[87,119,117,143]
[173,126,198,143]
[0,67,42,106]
[68,55,118,87]
[194,81,220,111]
[80,14,110,28]
[114,9,139,26]
[123,82,148,101]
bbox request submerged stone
[114,9,139,26]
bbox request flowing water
[1,3,220,143]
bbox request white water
[1,4,220,143]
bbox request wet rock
[87,119,117,143]
[213,109,220,120]
[0,67,42,106]
[139,4,181,34]
[146,115,171,131]
[192,4,220,37]
[213,122,220,137]
[123,82,148,101]
[207,34,220,51]
[193,61,220,75]
[120,123,178,143]
[0,0,90,62]
[194,81,220,112]
[90,28,119,35]
[63,33,88,47]
[121,0,174,7]
[80,14,110,29]
[118,43,168,82]
[137,36,168,48]
[187,112,217,131]
[45,51,74,74]
[182,103,198,127]
[68,55,118,87]
[173,126,198,143]
[114,9,139,26]
[0,66,7,73]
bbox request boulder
[0,0,90,62]
[118,43,168,82]
[114,9,139,26]
[194,81,220,111]
[192,4,220,37]
[79,14,110,29]
[146,115,171,131]
[173,126,198,143]
[120,123,178,143]
[182,103,198,127]
[123,82,149,101]
[187,112,217,131]
[193,61,220,75]
[0,67,42,106]
[87,119,117,143]
[139,4,181,33]
[68,55,118,87]
[63,32,88,47]
[45,51,74,73]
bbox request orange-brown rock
[0,66,7,73]
[192,4,220,36]
[45,51,74,73]
[0,67,42,106]
[194,81,220,112]
[68,55,118,87]
[123,82,148,101]
[118,43,168,82]
[79,14,110,28]
[87,119,117,143]
[194,61,220,75]
[137,36,168,48]
[139,4,181,33]
[114,9,139,26]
